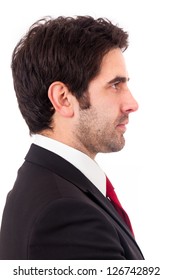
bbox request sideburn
[78,91,91,110]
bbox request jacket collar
[25,144,143,255]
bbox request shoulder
[28,197,124,259]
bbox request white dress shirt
[33,134,106,196]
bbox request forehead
[98,48,128,81]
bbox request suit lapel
[25,144,142,254]
[86,185,144,257]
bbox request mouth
[117,124,127,132]
[116,120,129,132]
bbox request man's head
[12,16,128,132]
[12,16,138,158]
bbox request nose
[121,89,139,114]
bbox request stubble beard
[74,106,126,158]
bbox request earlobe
[48,81,74,117]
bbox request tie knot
[106,176,115,198]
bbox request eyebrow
[107,76,130,85]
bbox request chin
[110,137,125,152]
[102,144,125,154]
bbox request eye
[111,81,120,90]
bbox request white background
[0,0,172,262]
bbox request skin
[43,48,138,159]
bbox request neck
[40,130,97,160]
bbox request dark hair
[12,16,128,134]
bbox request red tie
[106,176,134,236]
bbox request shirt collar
[32,134,106,196]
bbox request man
[0,16,144,259]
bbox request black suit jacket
[0,144,144,259]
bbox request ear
[48,81,74,118]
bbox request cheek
[90,90,121,119]
[100,99,120,120]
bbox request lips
[117,124,127,132]
[116,119,129,132]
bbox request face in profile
[74,48,138,158]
